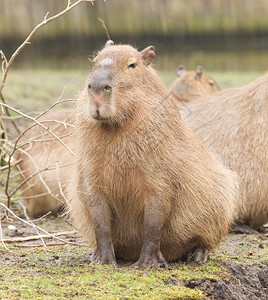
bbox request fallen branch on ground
[2,230,78,243]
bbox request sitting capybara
[16,109,75,217]
[170,65,220,102]
[184,74,268,229]
[67,41,238,268]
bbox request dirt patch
[186,263,268,299]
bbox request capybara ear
[177,64,186,77]
[105,40,114,47]
[196,66,203,80]
[140,46,155,65]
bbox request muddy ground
[1,214,267,299]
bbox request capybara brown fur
[16,109,75,217]
[184,74,268,229]
[170,65,220,102]
[67,41,238,268]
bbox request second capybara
[184,74,268,229]
[67,41,238,268]
[16,109,75,217]
[170,65,220,102]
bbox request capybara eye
[88,84,91,90]
[104,85,112,92]
[128,63,137,69]
[209,81,214,86]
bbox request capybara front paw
[132,251,168,269]
[90,251,118,267]
[186,247,209,263]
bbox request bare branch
[2,230,78,243]
[0,202,83,246]
[98,17,112,40]
[0,0,94,94]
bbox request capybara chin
[170,65,220,102]
[16,109,75,217]
[67,41,238,268]
[184,74,268,229]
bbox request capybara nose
[88,67,113,94]
[103,85,112,92]
[88,83,112,94]
[88,84,112,94]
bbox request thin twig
[0,159,22,171]
[0,102,75,155]
[0,0,93,94]
[98,17,111,40]
[0,216,10,251]
[34,76,78,121]
[2,230,77,243]
[19,201,48,253]
[0,202,83,246]
[0,93,21,135]
[13,242,88,248]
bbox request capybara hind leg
[186,247,209,264]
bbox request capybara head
[85,40,156,125]
[170,65,220,102]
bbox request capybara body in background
[16,110,74,217]
[67,41,238,268]
[184,74,268,229]
[170,65,220,102]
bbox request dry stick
[19,201,49,253]
[56,164,69,204]
[0,102,75,155]
[0,216,10,251]
[34,76,78,121]
[2,230,78,243]
[10,160,74,199]
[0,51,14,139]
[0,202,83,246]
[98,17,111,40]
[14,242,75,248]
[2,108,74,209]
[0,0,94,94]
[0,159,22,171]
[0,93,21,135]
[0,0,88,213]
[15,119,74,150]
[2,140,62,208]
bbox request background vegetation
[1,0,268,71]
[1,0,268,39]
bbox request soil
[1,214,268,299]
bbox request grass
[2,69,265,114]
[1,232,267,299]
[0,244,228,299]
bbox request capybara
[16,109,75,217]
[67,41,238,268]
[170,65,220,102]
[184,74,268,229]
